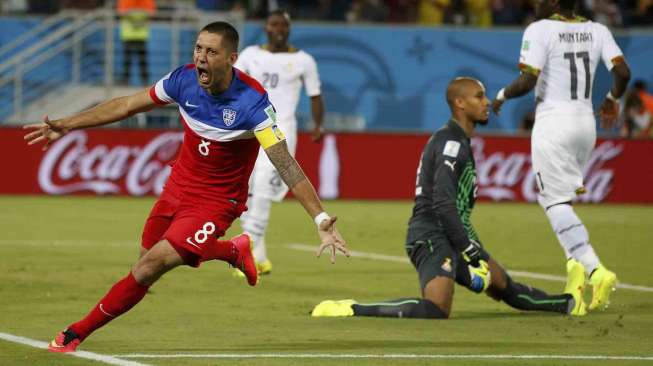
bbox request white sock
[545,204,600,274]
[240,194,272,263]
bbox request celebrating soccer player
[23,21,349,353]
[233,10,326,276]
[312,77,584,319]
[491,0,630,311]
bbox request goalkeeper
[312,77,586,319]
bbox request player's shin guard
[545,204,600,273]
[498,275,571,314]
[68,272,150,341]
[352,298,448,319]
[241,194,272,263]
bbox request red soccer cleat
[48,329,81,353]
[231,233,258,286]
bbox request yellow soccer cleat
[257,259,273,275]
[311,299,357,317]
[233,259,273,278]
[564,259,587,316]
[232,267,246,278]
[588,265,617,311]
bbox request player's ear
[455,97,465,110]
[229,52,238,65]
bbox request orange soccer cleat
[48,329,81,353]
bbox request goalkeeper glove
[468,260,491,293]
[462,239,483,267]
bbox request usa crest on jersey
[223,108,237,126]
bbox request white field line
[0,239,134,246]
[115,353,653,361]
[287,243,653,293]
[0,332,152,366]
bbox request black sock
[499,276,572,314]
[352,298,447,319]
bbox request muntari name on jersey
[559,32,593,43]
[223,108,237,126]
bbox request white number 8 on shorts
[186,221,216,247]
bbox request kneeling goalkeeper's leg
[352,297,448,319]
[486,259,572,314]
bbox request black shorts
[406,235,490,291]
[406,236,463,291]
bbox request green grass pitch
[0,195,651,365]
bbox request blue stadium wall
[1,18,651,132]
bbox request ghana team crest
[441,258,452,273]
[223,108,237,126]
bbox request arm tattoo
[265,141,306,189]
[504,72,538,99]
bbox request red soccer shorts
[141,187,243,267]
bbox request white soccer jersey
[235,45,321,129]
[519,18,623,116]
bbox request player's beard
[475,118,489,126]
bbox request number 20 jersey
[519,18,623,117]
[235,45,321,130]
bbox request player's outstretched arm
[264,140,349,263]
[23,88,158,150]
[599,60,631,129]
[492,72,538,115]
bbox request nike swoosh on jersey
[185,101,199,108]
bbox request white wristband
[314,212,331,226]
[606,91,618,102]
[496,88,506,102]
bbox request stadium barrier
[2,16,652,132]
[2,127,652,203]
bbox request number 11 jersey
[519,16,623,117]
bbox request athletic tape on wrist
[314,212,331,226]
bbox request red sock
[200,239,237,263]
[68,272,149,340]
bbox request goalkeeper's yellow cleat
[311,299,357,317]
[564,259,587,316]
[588,265,617,311]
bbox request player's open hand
[598,98,619,129]
[316,216,350,264]
[491,99,504,116]
[23,115,67,151]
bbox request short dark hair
[559,0,577,11]
[267,9,291,23]
[633,79,647,91]
[200,21,239,52]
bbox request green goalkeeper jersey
[406,119,481,252]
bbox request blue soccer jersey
[148,65,285,204]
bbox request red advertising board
[2,127,652,203]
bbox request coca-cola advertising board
[2,127,652,203]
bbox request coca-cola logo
[472,137,623,203]
[38,131,183,195]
